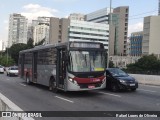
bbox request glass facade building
[130,32,143,56]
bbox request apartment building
[33,23,49,45]
[8,13,28,47]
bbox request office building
[130,31,143,56]
[8,13,28,47]
[86,6,129,56]
[110,6,129,56]
[142,16,160,58]
[49,17,109,49]
[86,7,112,24]
[69,20,109,49]
[69,13,85,21]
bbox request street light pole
[107,0,112,68]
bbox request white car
[7,66,18,76]
[0,65,4,73]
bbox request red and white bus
[19,41,106,92]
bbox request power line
[129,9,158,18]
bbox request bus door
[32,52,38,83]
[56,47,67,89]
[20,54,25,78]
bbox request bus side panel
[36,65,55,86]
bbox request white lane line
[138,89,157,93]
[55,96,74,103]
[20,83,27,87]
[97,91,121,97]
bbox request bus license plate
[130,84,135,86]
[88,85,95,89]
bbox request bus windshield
[68,51,105,72]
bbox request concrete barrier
[129,74,160,86]
[0,92,34,120]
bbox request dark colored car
[106,68,138,91]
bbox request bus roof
[19,42,68,54]
[19,41,104,54]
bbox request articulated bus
[19,41,106,92]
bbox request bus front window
[68,51,105,72]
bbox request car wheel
[111,83,119,92]
[49,78,58,93]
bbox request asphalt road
[0,73,160,120]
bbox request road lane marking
[138,89,157,93]
[19,83,27,87]
[97,91,121,97]
[55,96,74,103]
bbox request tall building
[31,17,51,44]
[69,20,109,49]
[49,17,69,44]
[33,23,49,45]
[49,17,109,49]
[8,13,28,47]
[86,7,129,56]
[130,31,143,56]
[142,16,160,57]
[110,6,129,56]
[68,13,85,21]
[86,7,112,24]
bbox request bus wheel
[26,75,31,85]
[49,78,58,93]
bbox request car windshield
[68,51,105,72]
[108,68,128,77]
[10,67,18,70]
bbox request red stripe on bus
[73,76,105,84]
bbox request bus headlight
[102,77,106,83]
[69,77,78,85]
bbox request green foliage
[8,43,27,64]
[35,38,45,46]
[126,54,160,74]
[27,38,34,49]
[109,60,114,68]
[0,55,15,66]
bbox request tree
[109,60,114,68]
[0,55,15,66]
[126,54,160,74]
[27,38,34,49]
[35,38,45,46]
[8,43,27,64]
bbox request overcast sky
[0,0,158,50]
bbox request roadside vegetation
[0,38,45,66]
[124,54,160,75]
